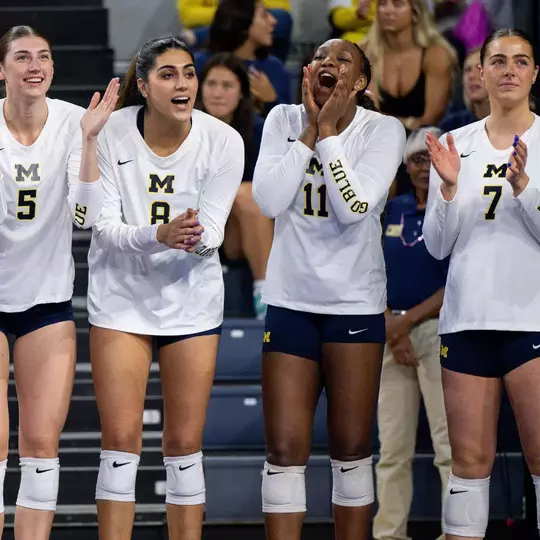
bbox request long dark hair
[0,26,52,97]
[198,52,255,146]
[207,0,270,60]
[117,36,195,110]
[480,28,537,65]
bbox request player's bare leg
[442,369,501,540]
[505,357,540,532]
[90,327,152,540]
[0,332,10,536]
[262,352,322,540]
[322,342,383,540]
[158,334,219,540]
[13,321,76,540]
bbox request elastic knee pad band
[331,456,374,507]
[443,473,490,537]
[531,475,540,530]
[164,452,205,506]
[262,462,306,514]
[17,457,60,511]
[0,459,6,513]
[95,450,140,503]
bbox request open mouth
[318,71,337,89]
[171,96,190,107]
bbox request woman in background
[195,0,291,115]
[198,52,273,319]
[363,0,455,132]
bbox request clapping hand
[506,136,529,191]
[426,132,461,199]
[80,78,120,140]
[157,208,204,251]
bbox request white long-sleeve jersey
[0,98,102,312]
[253,104,406,314]
[423,116,540,334]
[87,106,244,335]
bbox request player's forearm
[317,136,387,225]
[68,180,102,229]
[252,141,313,218]
[423,188,460,260]
[406,288,445,327]
[79,136,101,184]
[96,221,168,253]
[512,181,540,243]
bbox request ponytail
[357,92,378,111]
[116,55,145,110]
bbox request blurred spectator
[439,47,490,132]
[328,0,376,44]
[363,0,456,132]
[197,53,272,319]
[178,0,293,62]
[194,0,291,115]
[374,126,451,540]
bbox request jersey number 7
[483,185,502,220]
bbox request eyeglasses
[400,213,424,247]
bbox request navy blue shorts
[156,326,222,349]
[262,305,386,362]
[0,301,74,339]
[89,324,222,349]
[440,330,540,378]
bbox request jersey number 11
[303,183,329,218]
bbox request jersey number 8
[17,189,37,221]
[151,201,171,225]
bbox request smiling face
[0,35,53,100]
[480,36,538,106]
[137,48,198,123]
[406,151,431,191]
[309,39,367,108]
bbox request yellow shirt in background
[329,0,376,44]
[179,0,291,29]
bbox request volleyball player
[87,37,244,540]
[252,39,406,540]
[0,25,118,540]
[424,28,540,540]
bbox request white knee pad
[331,456,374,507]
[164,452,205,506]
[95,450,140,503]
[531,475,540,530]
[16,457,60,511]
[443,473,490,537]
[0,459,7,513]
[261,462,306,513]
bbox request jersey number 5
[303,183,329,218]
[483,185,502,220]
[17,189,37,221]
[151,201,171,225]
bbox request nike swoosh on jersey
[287,137,295,142]
[533,344,540,350]
[348,328,368,335]
[460,151,475,158]
[118,159,134,166]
